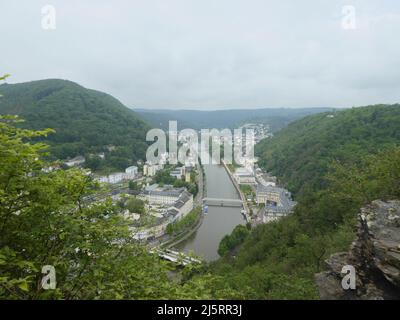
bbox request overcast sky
[1,0,400,109]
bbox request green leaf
[18,281,29,292]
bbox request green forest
[0,79,150,172]
[256,105,400,195]
[204,104,400,299]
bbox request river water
[174,164,246,261]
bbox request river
[174,163,246,261]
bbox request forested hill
[0,79,150,170]
[207,104,400,299]
[256,104,400,195]
[137,107,333,132]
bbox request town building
[256,173,277,187]
[65,156,85,167]
[170,191,193,220]
[125,165,138,178]
[98,172,124,184]
[263,201,296,223]
[131,189,194,240]
[143,163,163,177]
[256,185,297,223]
[97,166,138,184]
[234,167,256,185]
[170,166,185,179]
[256,184,287,205]
[138,184,186,205]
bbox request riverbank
[194,161,205,205]
[161,206,204,249]
[221,160,251,223]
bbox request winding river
[174,163,246,261]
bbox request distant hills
[0,79,150,171]
[136,107,334,132]
[256,104,400,195]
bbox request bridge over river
[203,197,243,207]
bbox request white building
[65,156,85,167]
[125,166,138,178]
[138,185,185,205]
[97,166,138,184]
[98,172,125,184]
[143,163,163,177]
[256,173,277,187]
[170,166,185,179]
[234,167,256,185]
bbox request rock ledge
[315,200,400,300]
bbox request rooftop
[141,184,186,198]
[235,167,254,176]
[257,184,297,212]
[257,184,289,195]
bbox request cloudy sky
[1,0,400,109]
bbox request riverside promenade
[221,160,251,223]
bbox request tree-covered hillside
[203,104,400,299]
[207,147,400,299]
[0,79,150,171]
[256,104,400,195]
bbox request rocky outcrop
[315,200,400,300]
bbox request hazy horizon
[134,106,340,111]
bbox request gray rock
[315,200,400,300]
